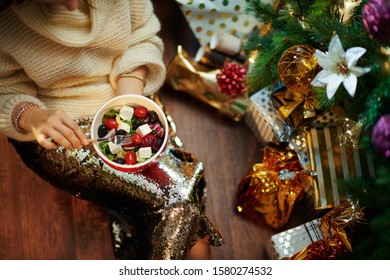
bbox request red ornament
[216,62,247,98]
[362,0,390,43]
[371,114,390,158]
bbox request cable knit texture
[0,0,166,141]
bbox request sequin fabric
[9,112,223,260]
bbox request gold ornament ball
[277,45,320,94]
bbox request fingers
[30,109,90,150]
[60,117,90,148]
[36,134,59,150]
[48,128,75,150]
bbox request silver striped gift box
[266,218,323,259]
[245,83,290,146]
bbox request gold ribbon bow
[278,89,319,119]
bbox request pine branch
[245,0,278,24]
[246,49,279,92]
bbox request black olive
[116,129,127,135]
[132,118,142,130]
[152,136,164,152]
[157,136,163,146]
[114,158,125,164]
[148,111,159,123]
[97,124,108,138]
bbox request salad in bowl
[91,95,169,172]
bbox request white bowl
[91,95,168,172]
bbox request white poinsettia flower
[311,34,371,99]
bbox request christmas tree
[244,0,390,259]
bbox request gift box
[266,218,323,259]
[286,232,350,260]
[176,0,271,46]
[296,121,376,209]
[285,202,366,260]
[236,143,314,229]
[166,45,249,121]
[268,201,365,259]
[244,83,291,146]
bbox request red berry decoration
[131,133,142,145]
[124,151,137,165]
[216,62,247,98]
[104,118,118,130]
[134,106,148,119]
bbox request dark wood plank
[0,136,114,260]
[71,198,114,260]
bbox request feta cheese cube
[136,147,152,159]
[119,105,134,121]
[118,122,130,133]
[108,142,123,154]
[136,123,152,137]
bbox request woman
[0,0,222,259]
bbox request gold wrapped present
[305,122,376,209]
[166,45,249,121]
[286,233,350,259]
[236,143,313,229]
[267,201,366,260]
[285,202,366,260]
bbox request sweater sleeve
[110,0,166,96]
[0,49,47,141]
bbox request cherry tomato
[124,151,137,165]
[134,106,148,119]
[104,118,118,130]
[131,133,142,145]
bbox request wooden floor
[0,0,317,260]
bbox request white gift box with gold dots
[176,0,275,46]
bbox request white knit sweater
[0,0,166,141]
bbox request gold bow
[278,89,319,119]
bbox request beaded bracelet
[12,102,39,133]
[115,73,147,89]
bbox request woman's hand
[18,107,89,150]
